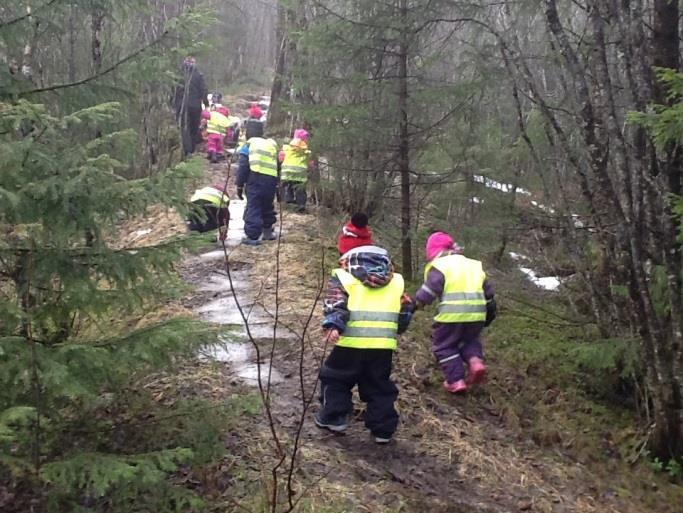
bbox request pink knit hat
[293,128,309,141]
[425,231,456,262]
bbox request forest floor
[120,97,682,513]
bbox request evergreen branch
[18,31,170,97]
[0,235,192,257]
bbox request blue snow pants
[244,173,278,240]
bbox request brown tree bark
[91,11,105,73]
[650,0,682,460]
[267,2,292,136]
[398,0,412,280]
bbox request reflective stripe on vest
[207,112,230,134]
[281,144,310,183]
[333,269,404,350]
[425,254,486,323]
[190,187,229,207]
[248,137,279,177]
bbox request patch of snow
[473,175,532,196]
[571,214,585,228]
[470,197,483,204]
[508,252,527,261]
[519,267,561,291]
[134,228,152,238]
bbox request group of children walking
[180,72,495,444]
[316,214,497,444]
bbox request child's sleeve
[484,278,497,326]
[235,145,250,189]
[397,293,416,334]
[322,274,350,332]
[415,267,445,306]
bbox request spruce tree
[0,2,224,511]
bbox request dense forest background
[1,0,682,512]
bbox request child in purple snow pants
[416,232,497,394]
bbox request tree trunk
[91,11,105,73]
[398,0,412,280]
[268,2,291,136]
[650,0,683,460]
[68,6,77,82]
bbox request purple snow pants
[432,321,485,383]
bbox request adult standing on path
[235,123,280,246]
[173,56,208,156]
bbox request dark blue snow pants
[244,173,278,240]
[319,346,399,439]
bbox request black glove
[484,298,497,327]
[236,187,244,200]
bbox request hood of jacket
[339,245,394,288]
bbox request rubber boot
[465,357,487,385]
[262,227,277,241]
[241,236,261,246]
[443,379,467,394]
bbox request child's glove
[401,293,417,313]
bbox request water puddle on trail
[192,238,293,386]
[200,334,284,386]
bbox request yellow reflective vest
[207,112,230,135]
[190,187,229,208]
[333,269,404,350]
[248,137,279,177]
[425,254,486,323]
[281,143,310,183]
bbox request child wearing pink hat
[415,232,497,393]
[279,128,315,213]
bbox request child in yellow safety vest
[201,105,233,163]
[415,232,497,394]
[279,129,315,213]
[186,184,230,240]
[315,242,415,444]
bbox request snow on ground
[510,252,561,291]
[473,174,532,196]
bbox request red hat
[337,213,373,255]
[249,102,263,119]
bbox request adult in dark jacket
[174,56,208,156]
[235,131,280,245]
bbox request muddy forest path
[135,143,671,513]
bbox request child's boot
[314,412,347,433]
[466,357,487,385]
[443,379,467,394]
